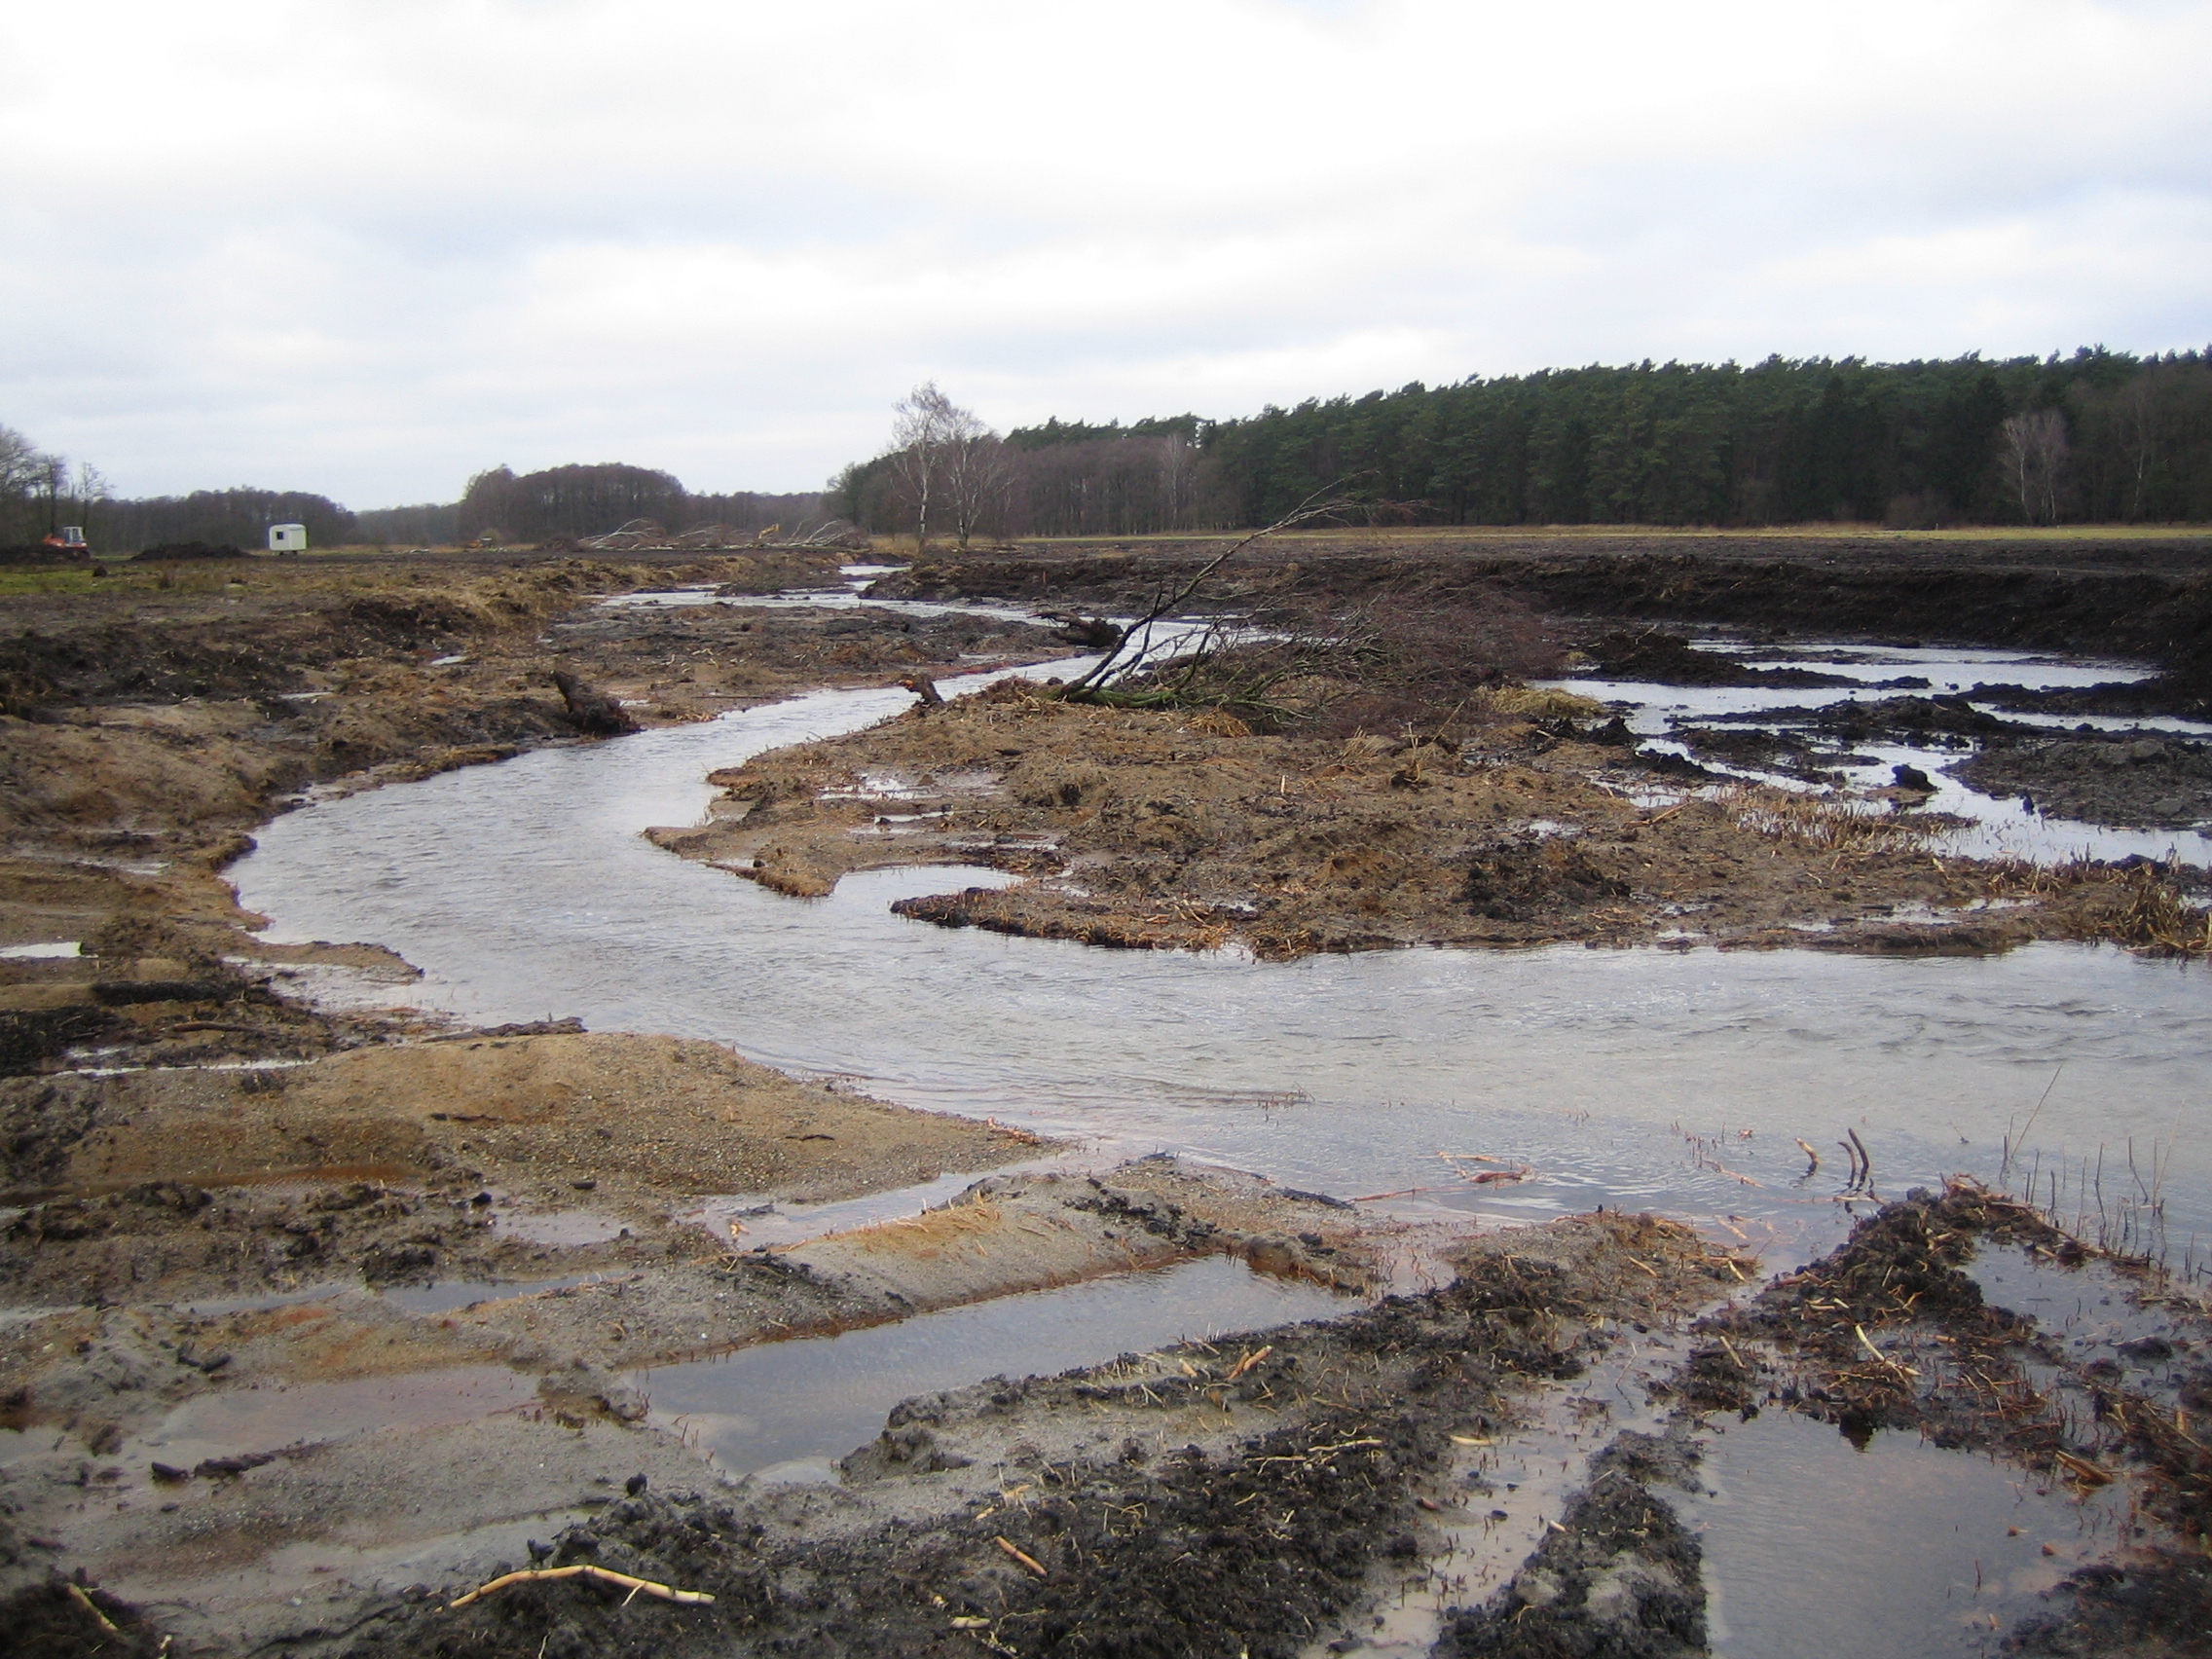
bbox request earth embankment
[872,531,2212,707]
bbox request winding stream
[230,623,2212,1264]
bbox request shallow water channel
[223,608,2212,1646]
[233,629,2211,1256]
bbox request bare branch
[1061,483,1368,695]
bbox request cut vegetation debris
[656,675,2206,958]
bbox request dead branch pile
[571,518,868,553]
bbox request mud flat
[0,550,1075,1081]
[652,675,2197,958]
[0,550,1101,1649]
[42,1186,2190,1659]
[0,1153,1409,1656]
[867,529,2212,709]
[7,536,2212,1653]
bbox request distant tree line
[830,411,1207,541]
[0,424,360,553]
[354,500,461,545]
[832,349,2212,539]
[0,436,827,554]
[456,462,825,543]
[97,489,359,551]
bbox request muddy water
[1544,640,2212,866]
[230,643,2212,1258]
[630,1254,1346,1482]
[1688,1412,2126,1657]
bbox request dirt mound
[0,1031,1047,1303]
[0,543,93,567]
[1953,733,2212,828]
[1463,834,1632,921]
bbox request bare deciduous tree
[942,429,1013,550]
[887,382,997,552]
[0,424,49,498]
[2114,378,2160,523]
[2001,408,2068,525]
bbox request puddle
[684,1146,1103,1253]
[131,1365,538,1475]
[1970,1244,2201,1389]
[1321,1330,1694,1658]
[1687,1410,2128,1656]
[378,1272,611,1315]
[1544,638,2212,866]
[487,1207,631,1247]
[0,940,82,959]
[174,1282,357,1318]
[626,1254,1349,1480]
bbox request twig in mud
[1347,1186,1439,1201]
[65,1582,118,1632]
[1227,1345,1274,1381]
[1853,1323,1919,1379]
[2053,1450,2115,1487]
[994,1535,1049,1577]
[448,1565,716,1608]
[1848,1127,1873,1181]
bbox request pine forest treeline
[832,348,2212,538]
[8,347,2211,557]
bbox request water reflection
[231,649,2212,1264]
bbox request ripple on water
[226,648,2212,1258]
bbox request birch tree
[2000,409,2068,525]
[888,382,993,552]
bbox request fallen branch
[1060,485,1368,697]
[448,1564,717,1609]
[65,1582,118,1632]
[1853,1322,1920,1380]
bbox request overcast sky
[3,0,2208,507]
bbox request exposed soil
[0,1031,1051,1303]
[296,1209,1746,1659]
[69,1184,2181,1659]
[7,535,2211,1654]
[0,1156,1411,1656]
[1434,1430,1707,1659]
[652,674,2183,958]
[868,530,2212,709]
[1952,733,2212,830]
